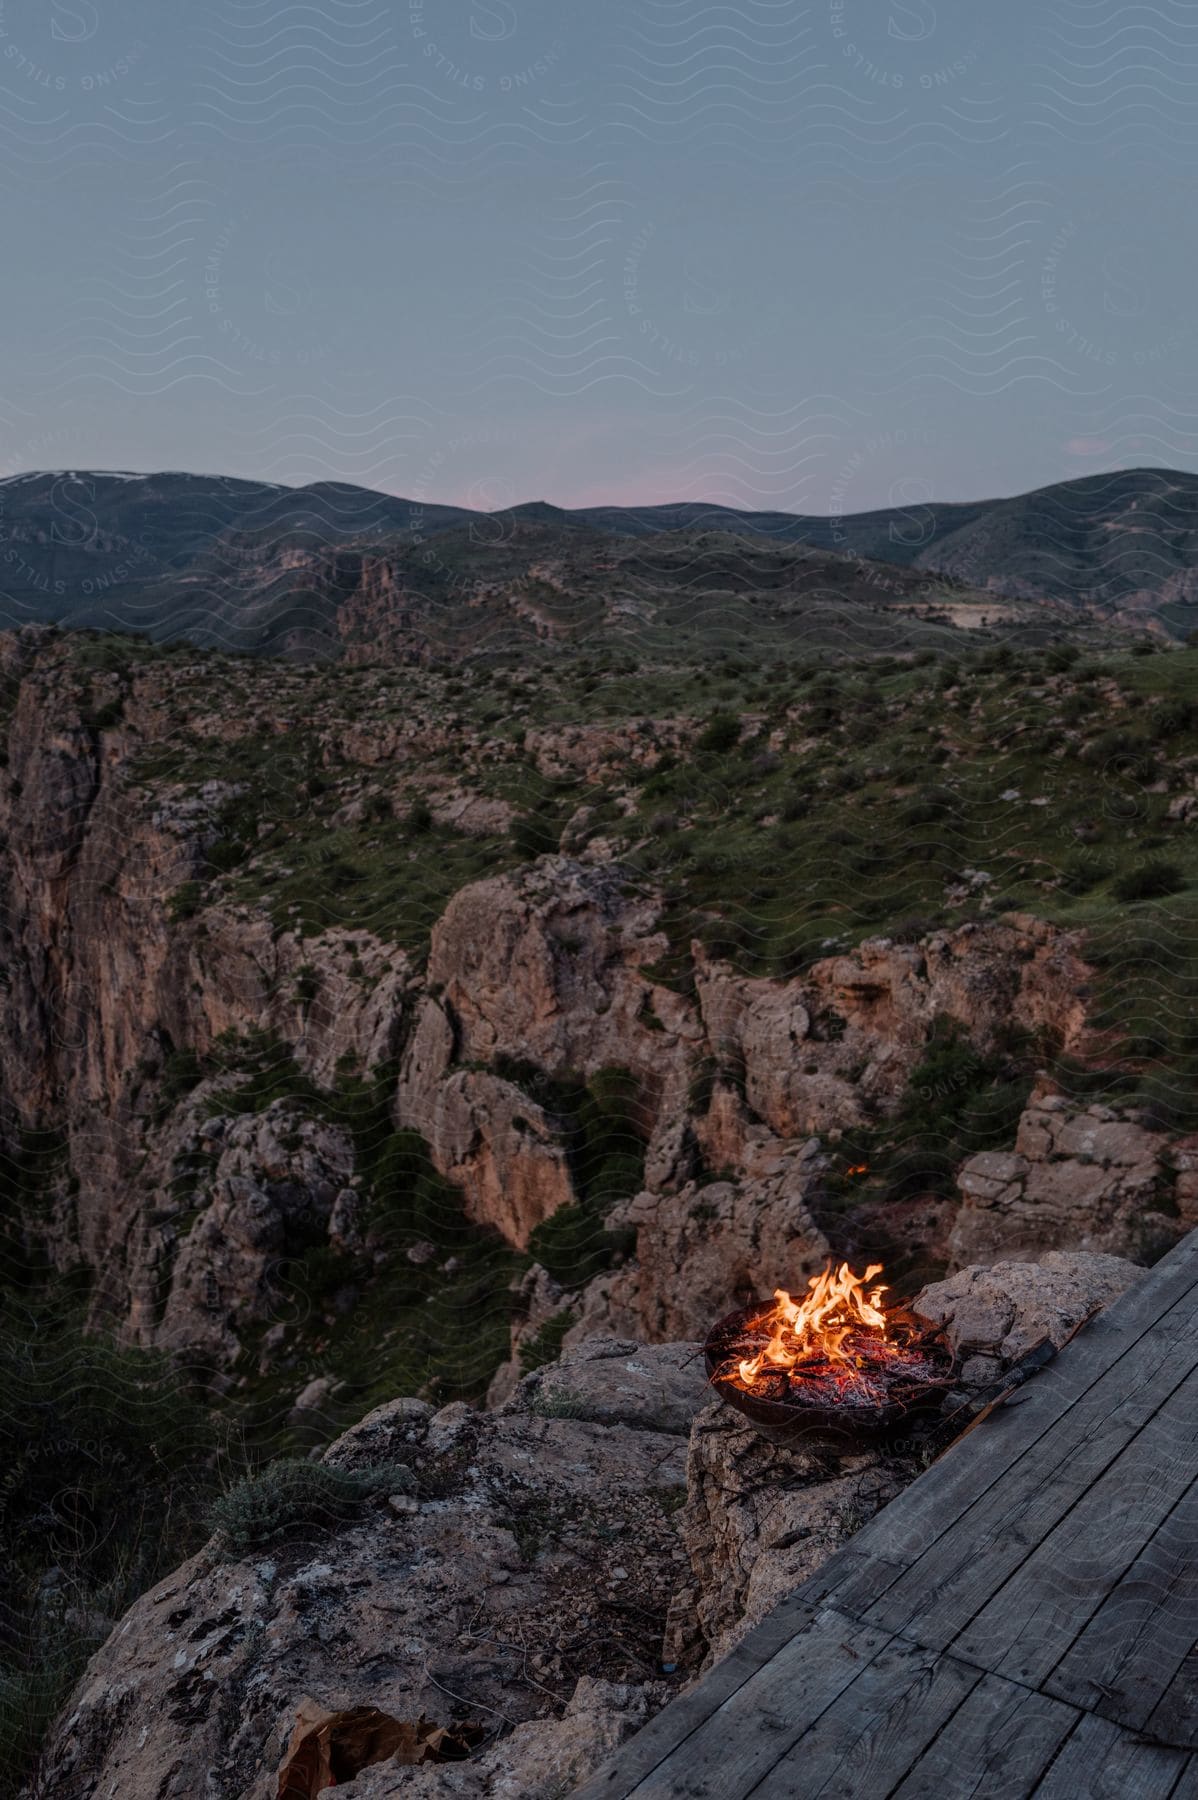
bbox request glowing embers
[705,1261,954,1440]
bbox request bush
[899,787,955,827]
[85,699,124,732]
[696,713,741,755]
[0,1304,216,1791]
[1135,1067,1198,1134]
[369,1127,473,1243]
[1111,862,1187,903]
[157,1045,206,1113]
[1059,854,1112,896]
[208,1458,411,1556]
[882,1017,1031,1201]
[1152,698,1196,738]
[512,1067,646,1285]
[167,879,205,922]
[528,1204,631,1288]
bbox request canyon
[3,619,1196,1796]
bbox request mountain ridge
[1,465,1194,656]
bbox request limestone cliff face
[0,637,412,1359]
[0,629,1175,1379]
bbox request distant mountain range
[0,465,1193,660]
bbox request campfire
[704,1261,954,1441]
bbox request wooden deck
[574,1232,1198,1799]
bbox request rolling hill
[0,466,1193,660]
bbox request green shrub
[528,1205,629,1288]
[0,1303,216,1792]
[167,879,205,921]
[1059,854,1112,896]
[1152,698,1196,738]
[208,1458,411,1556]
[156,1045,206,1116]
[85,699,124,732]
[1111,862,1187,903]
[696,712,741,754]
[368,1127,472,1243]
[204,1037,322,1119]
[1135,1064,1198,1134]
[882,1018,1032,1201]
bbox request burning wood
[705,1261,954,1437]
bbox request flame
[736,1261,892,1388]
[845,1162,869,1177]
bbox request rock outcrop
[570,1137,832,1347]
[31,1255,1144,1799]
[397,856,1099,1277]
[418,1071,576,1249]
[28,1343,704,1800]
[949,1083,1198,1269]
[0,631,1160,1392]
[692,914,1093,1140]
[138,1096,357,1366]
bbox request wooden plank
[1147,1650,1198,1757]
[1046,1467,1198,1734]
[1030,1713,1189,1798]
[744,1641,980,1799]
[569,1595,826,1799]
[1161,1754,1198,1797]
[889,1674,1079,1799]
[952,1361,1198,1691]
[842,1238,1198,1585]
[572,1238,1198,1800]
[859,1292,1198,1649]
[611,1607,894,1799]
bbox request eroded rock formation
[31,1254,1143,1800]
[950,1082,1198,1269]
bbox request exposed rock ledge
[30,1253,1142,1800]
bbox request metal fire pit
[703,1302,956,1447]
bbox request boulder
[949,1085,1190,1268]
[31,1352,695,1800]
[914,1250,1143,1385]
[565,1137,831,1346]
[526,1339,708,1438]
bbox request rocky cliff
[29,1255,1142,1800]
[0,625,1190,1400]
[5,623,1197,1796]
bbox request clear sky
[3,0,1197,514]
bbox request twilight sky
[2,0,1197,513]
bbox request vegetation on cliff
[0,620,1196,1792]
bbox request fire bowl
[703,1302,956,1448]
